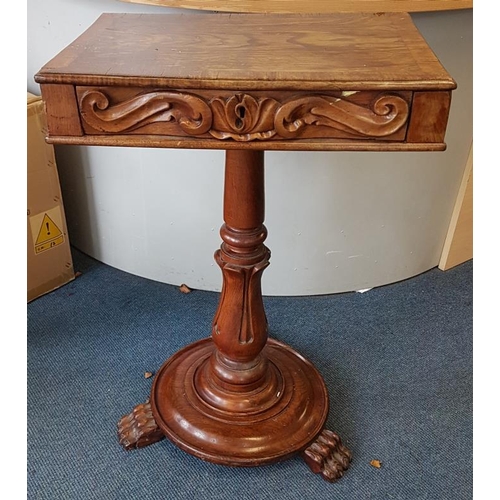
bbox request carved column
[120,149,350,479]
[196,151,278,412]
[214,149,269,364]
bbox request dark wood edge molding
[46,135,447,151]
[34,73,457,92]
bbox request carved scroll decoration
[79,90,212,135]
[78,89,409,141]
[209,94,279,141]
[275,94,409,138]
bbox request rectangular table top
[35,13,456,151]
[36,13,455,91]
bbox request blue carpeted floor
[27,249,472,500]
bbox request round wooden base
[150,337,329,466]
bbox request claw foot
[302,429,352,482]
[118,400,165,450]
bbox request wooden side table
[35,12,455,483]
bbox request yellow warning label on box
[29,207,65,254]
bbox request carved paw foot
[302,429,352,483]
[117,400,165,450]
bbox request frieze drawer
[75,87,412,142]
[39,83,452,151]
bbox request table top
[35,12,455,151]
[36,13,455,91]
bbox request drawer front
[74,87,412,143]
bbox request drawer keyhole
[235,105,246,129]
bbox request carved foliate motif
[275,94,409,138]
[213,254,270,347]
[211,223,270,361]
[79,90,212,134]
[78,89,410,141]
[209,94,279,141]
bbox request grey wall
[28,1,473,295]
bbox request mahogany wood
[43,135,449,152]
[34,11,456,482]
[151,337,331,466]
[36,14,455,152]
[35,13,455,91]
[40,84,83,137]
[117,401,165,450]
[149,152,332,466]
[75,87,411,142]
[302,430,352,482]
[406,91,452,144]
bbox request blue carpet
[28,249,472,499]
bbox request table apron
[40,84,452,150]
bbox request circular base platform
[150,337,329,466]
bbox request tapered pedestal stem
[200,150,273,412]
[149,150,329,465]
[115,150,350,475]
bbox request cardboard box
[27,92,74,302]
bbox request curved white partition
[28,1,472,295]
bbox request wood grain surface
[35,13,455,91]
[36,12,455,150]
[119,0,473,14]
[44,135,449,151]
[406,91,452,143]
[40,84,82,136]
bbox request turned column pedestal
[118,150,352,481]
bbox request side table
[35,12,455,483]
